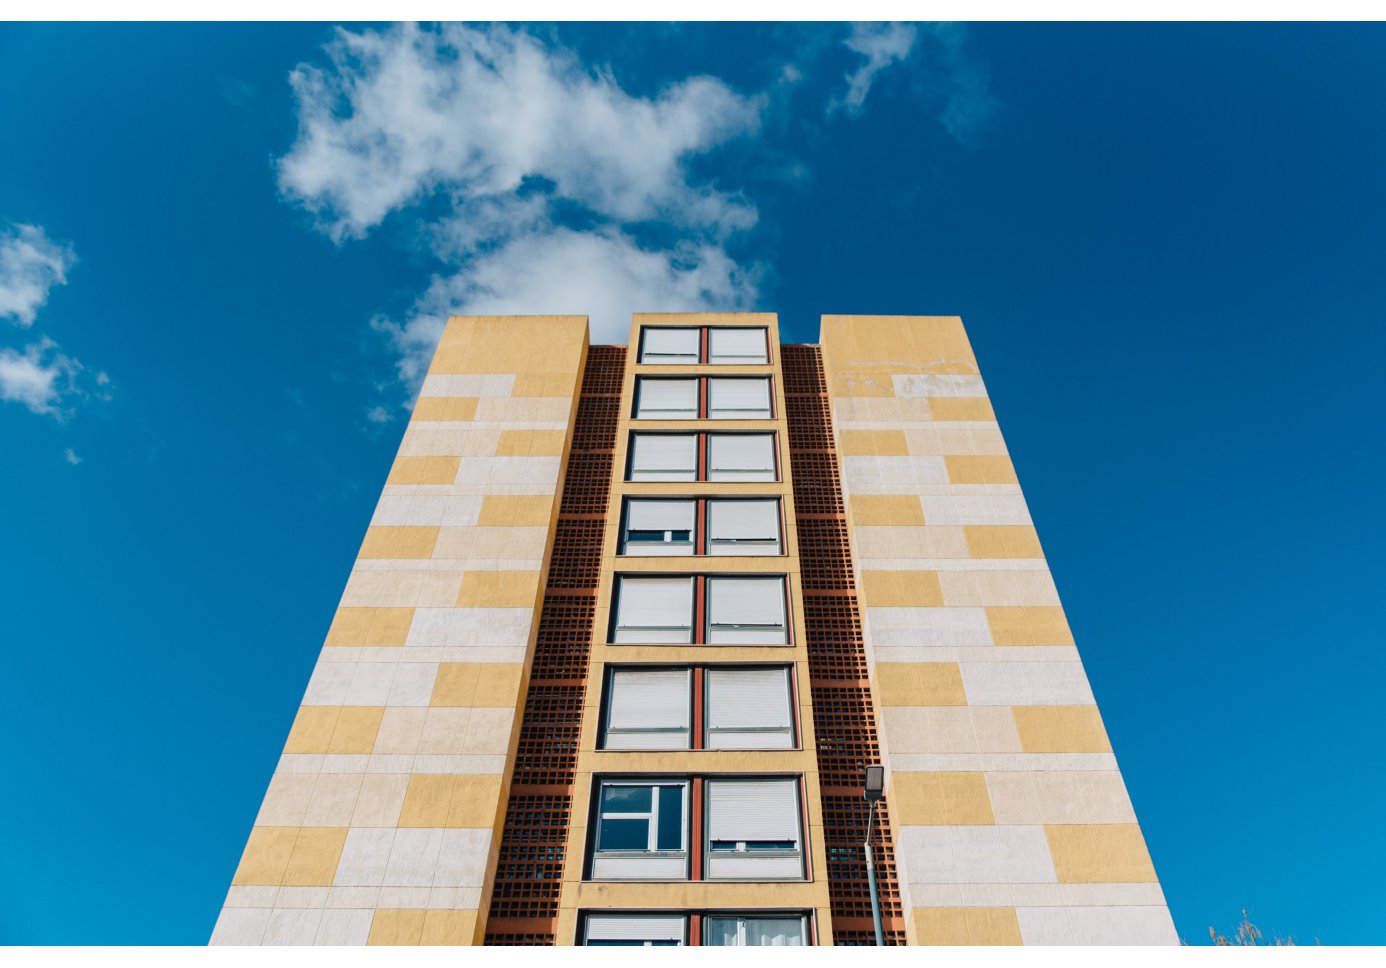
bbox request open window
[628,434,699,482]
[639,328,701,365]
[583,914,688,946]
[622,499,696,556]
[707,433,776,482]
[635,378,698,419]
[612,576,695,643]
[707,377,772,419]
[706,576,788,644]
[603,668,692,750]
[705,667,794,749]
[705,915,808,946]
[707,499,781,556]
[707,328,769,365]
[590,780,689,880]
[705,778,804,880]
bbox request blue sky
[1,22,1383,945]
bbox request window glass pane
[705,919,740,946]
[601,785,652,812]
[708,377,771,418]
[708,499,781,556]
[640,327,700,363]
[707,434,775,482]
[630,434,698,481]
[657,786,684,850]
[707,577,787,644]
[743,918,805,946]
[708,327,768,364]
[599,818,650,850]
[613,577,694,643]
[623,499,696,556]
[635,378,698,419]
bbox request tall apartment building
[211,313,1177,947]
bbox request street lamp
[863,766,886,946]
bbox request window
[612,577,694,643]
[622,499,696,556]
[707,377,772,419]
[619,498,782,558]
[590,780,688,880]
[629,434,698,481]
[708,328,769,365]
[707,499,781,556]
[707,433,776,481]
[705,668,794,749]
[583,914,687,946]
[706,576,788,644]
[639,328,700,365]
[601,666,795,751]
[627,432,778,483]
[603,668,691,750]
[704,778,804,880]
[634,378,698,419]
[705,916,807,946]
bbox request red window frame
[624,431,783,482]
[632,376,776,420]
[608,573,794,646]
[617,496,786,558]
[635,325,773,366]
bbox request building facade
[211,313,1177,946]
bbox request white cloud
[278,23,765,403]
[65,448,82,465]
[835,22,918,115]
[0,338,83,416]
[0,223,76,327]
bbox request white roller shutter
[706,778,800,843]
[707,577,787,644]
[640,327,700,364]
[627,499,695,533]
[614,576,694,643]
[708,499,781,556]
[630,434,698,481]
[636,378,698,419]
[708,378,771,418]
[708,327,768,364]
[705,667,793,749]
[707,433,776,481]
[585,913,687,944]
[606,668,691,749]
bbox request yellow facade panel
[367,909,426,946]
[985,606,1075,646]
[944,455,1018,484]
[892,772,995,825]
[496,429,568,456]
[231,826,298,886]
[323,607,414,647]
[455,570,541,608]
[914,907,1022,945]
[1045,824,1159,883]
[875,662,967,707]
[429,315,588,376]
[330,706,385,754]
[386,455,460,485]
[927,396,995,421]
[284,706,339,754]
[839,429,910,456]
[420,910,478,945]
[861,570,944,607]
[848,493,925,524]
[963,525,1045,559]
[412,397,479,422]
[1013,706,1112,753]
[476,494,554,527]
[359,526,441,560]
[281,826,348,886]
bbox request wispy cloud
[924,24,1000,147]
[834,22,918,115]
[0,223,75,327]
[64,448,82,465]
[277,23,765,412]
[0,337,84,416]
